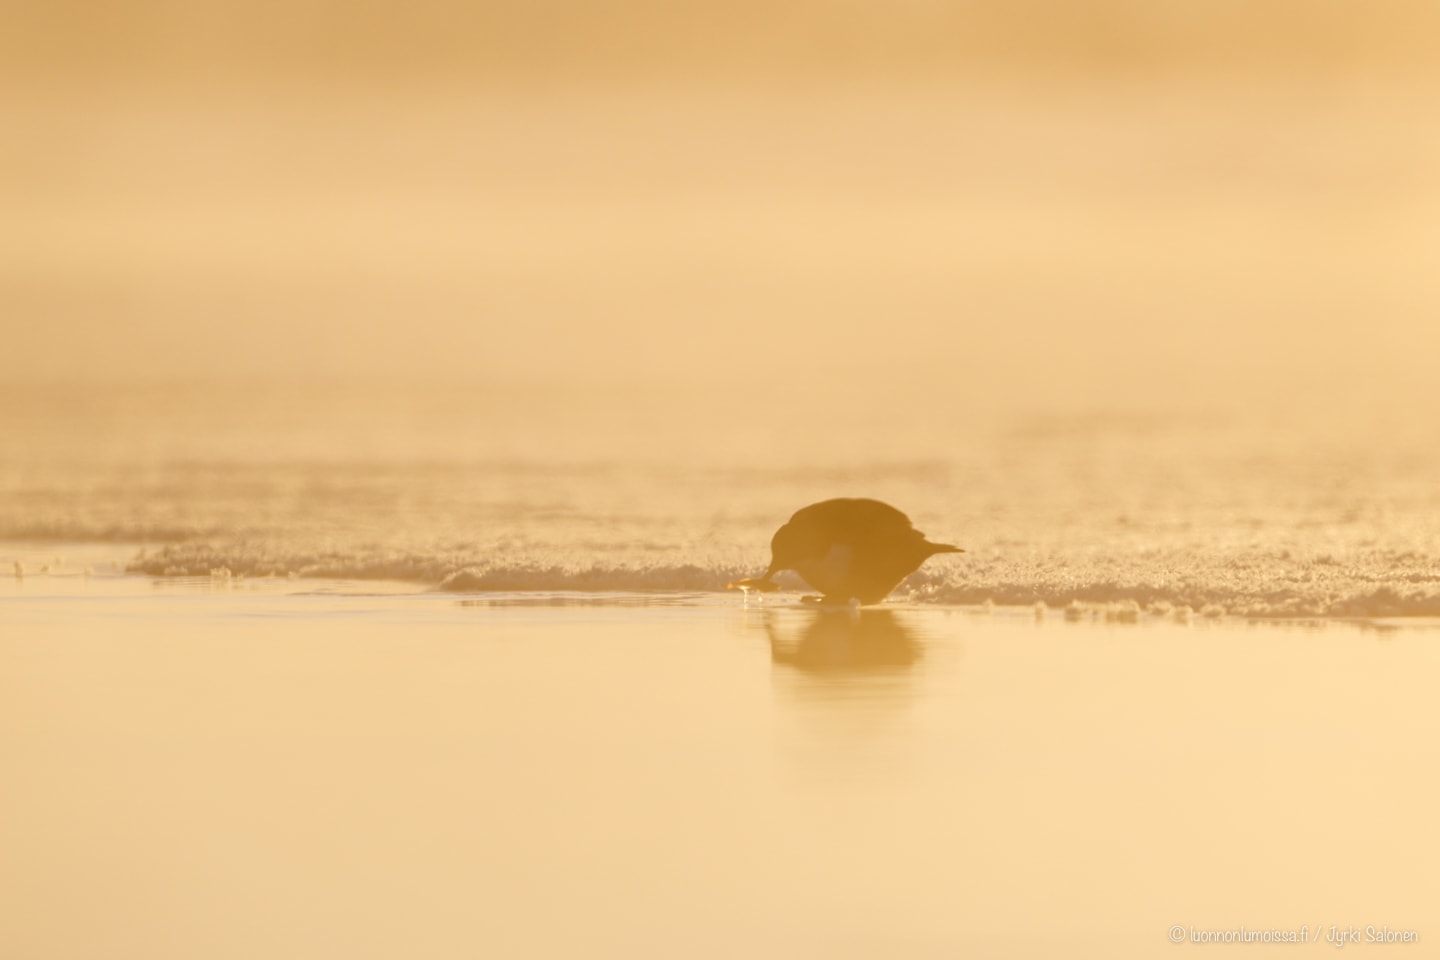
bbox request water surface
[4,571,1435,957]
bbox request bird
[729,498,963,604]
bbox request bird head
[764,519,819,578]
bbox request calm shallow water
[3,567,1437,958]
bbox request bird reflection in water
[753,609,944,736]
[762,608,923,677]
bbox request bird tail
[927,542,965,555]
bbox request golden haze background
[3,0,1439,432]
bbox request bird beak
[726,560,783,593]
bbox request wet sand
[3,562,1437,958]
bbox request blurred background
[3,2,1440,610]
[4,0,1439,428]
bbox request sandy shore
[3,558,1437,958]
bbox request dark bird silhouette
[730,498,963,604]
